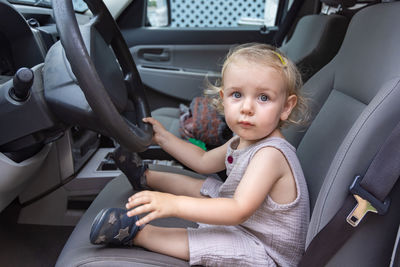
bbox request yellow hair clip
[272,51,287,66]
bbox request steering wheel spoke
[85,2,119,45]
[44,0,153,152]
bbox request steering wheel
[44,0,152,152]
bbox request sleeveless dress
[187,136,310,266]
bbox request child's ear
[219,90,224,106]
[280,94,297,121]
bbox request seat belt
[299,119,400,267]
[273,0,306,46]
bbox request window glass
[147,0,280,28]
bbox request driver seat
[56,2,400,266]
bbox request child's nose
[240,98,254,115]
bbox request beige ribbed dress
[187,136,310,266]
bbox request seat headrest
[321,0,357,7]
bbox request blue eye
[259,94,269,102]
[233,92,241,98]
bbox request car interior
[1,0,400,266]
[152,0,350,141]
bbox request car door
[116,0,293,111]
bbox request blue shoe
[90,208,140,246]
[112,145,149,191]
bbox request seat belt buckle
[346,175,390,227]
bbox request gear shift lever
[9,67,34,101]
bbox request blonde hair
[205,43,309,128]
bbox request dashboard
[0,1,91,84]
[0,1,95,163]
[0,3,43,83]
[0,32,14,77]
[0,0,99,213]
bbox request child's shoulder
[251,144,289,168]
[252,136,295,155]
[249,137,298,170]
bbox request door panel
[131,44,230,101]
[119,4,278,110]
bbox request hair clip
[272,51,287,66]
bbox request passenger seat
[279,0,351,82]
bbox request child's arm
[143,117,227,174]
[127,146,293,226]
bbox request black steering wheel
[44,0,152,152]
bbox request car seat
[56,1,400,266]
[151,0,350,143]
[279,2,350,82]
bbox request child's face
[221,60,297,144]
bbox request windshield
[7,0,89,13]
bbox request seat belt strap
[273,0,306,46]
[299,119,400,267]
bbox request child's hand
[125,191,177,226]
[142,117,169,146]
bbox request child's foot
[90,208,140,246]
[112,145,149,191]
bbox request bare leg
[146,170,206,198]
[133,225,189,261]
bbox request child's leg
[112,146,206,197]
[146,170,205,198]
[90,208,189,260]
[133,224,189,261]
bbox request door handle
[142,51,170,62]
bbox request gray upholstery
[297,5,400,264]
[151,107,181,138]
[152,10,348,143]
[280,14,348,82]
[57,2,400,266]
[293,2,400,265]
[56,175,191,267]
[56,165,200,267]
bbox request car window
[147,0,285,28]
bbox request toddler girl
[90,43,310,266]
